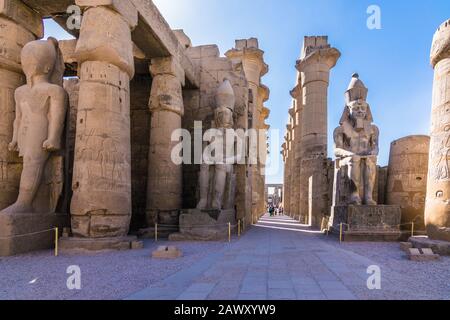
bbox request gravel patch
[0,239,226,300]
[323,237,450,300]
[2,222,450,300]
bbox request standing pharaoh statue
[197,79,237,210]
[333,74,379,205]
[1,38,68,214]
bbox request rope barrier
[154,223,239,228]
[0,227,59,257]
[0,228,56,240]
[335,220,421,243]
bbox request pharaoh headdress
[339,73,373,125]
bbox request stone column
[0,1,43,209]
[296,36,340,227]
[288,109,297,218]
[291,81,303,221]
[387,135,430,230]
[285,125,293,215]
[425,19,450,241]
[281,143,287,212]
[70,1,137,238]
[146,57,184,223]
[258,89,270,219]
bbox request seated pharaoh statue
[196,79,238,211]
[333,74,380,206]
[1,37,68,214]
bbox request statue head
[21,37,65,86]
[340,73,373,130]
[348,99,370,121]
[215,79,235,112]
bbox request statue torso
[16,84,54,156]
[341,121,375,155]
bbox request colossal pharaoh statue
[1,38,68,214]
[333,74,379,205]
[196,79,237,211]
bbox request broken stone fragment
[152,246,183,259]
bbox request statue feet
[211,199,222,211]
[0,202,33,214]
[196,199,208,210]
[349,194,362,205]
[365,198,377,206]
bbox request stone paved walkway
[127,215,450,300]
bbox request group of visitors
[267,205,283,217]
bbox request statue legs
[212,164,227,210]
[347,156,362,205]
[363,156,377,205]
[197,163,232,210]
[196,163,209,210]
[2,154,49,213]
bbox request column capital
[288,107,295,119]
[431,19,450,68]
[258,84,270,103]
[0,0,43,38]
[150,57,185,86]
[290,83,302,99]
[225,47,268,85]
[296,47,341,73]
[75,0,138,29]
[261,106,270,120]
[75,6,135,78]
[286,124,292,133]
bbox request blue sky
[44,0,450,184]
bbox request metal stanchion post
[238,220,241,238]
[54,228,59,257]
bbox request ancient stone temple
[0,0,270,256]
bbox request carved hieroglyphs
[147,57,184,216]
[386,136,430,230]
[70,3,136,238]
